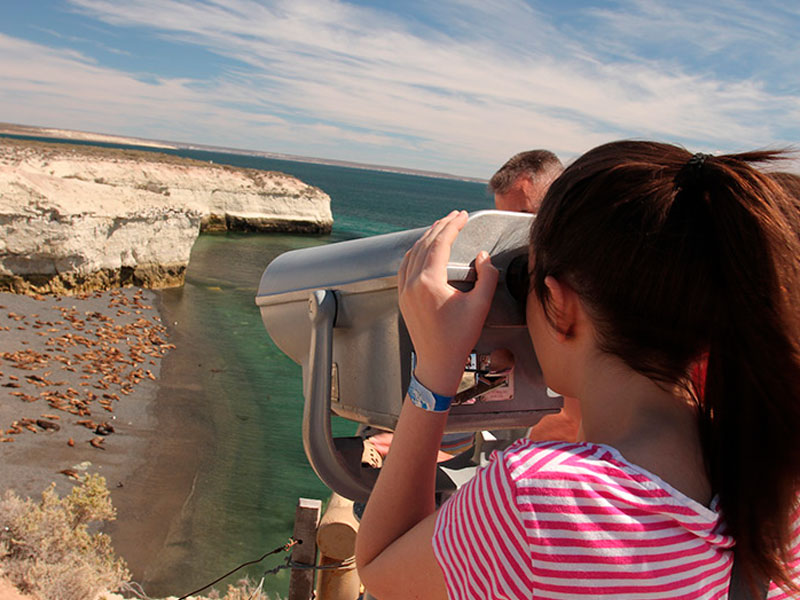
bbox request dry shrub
[0,473,130,600]
[218,578,269,600]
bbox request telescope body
[256,210,561,500]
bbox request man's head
[489,150,563,213]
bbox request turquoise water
[162,150,491,238]
[127,148,493,596]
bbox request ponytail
[698,155,800,591]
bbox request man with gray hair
[490,149,563,213]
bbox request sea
[2,134,493,597]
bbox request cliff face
[0,139,333,294]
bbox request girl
[355,141,800,599]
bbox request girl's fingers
[471,250,500,305]
[399,219,442,293]
[423,211,468,274]
[405,211,462,283]
[424,210,460,244]
[412,211,454,257]
[398,248,410,291]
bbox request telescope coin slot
[331,362,339,401]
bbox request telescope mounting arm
[305,289,373,502]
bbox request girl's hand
[398,210,499,396]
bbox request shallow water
[132,156,492,597]
[140,233,343,595]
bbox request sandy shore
[0,289,174,572]
[0,122,177,149]
[0,287,221,597]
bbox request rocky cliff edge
[0,139,333,294]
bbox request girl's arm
[355,399,448,599]
[355,211,498,598]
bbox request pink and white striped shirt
[433,440,799,599]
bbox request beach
[0,288,169,492]
[0,287,199,589]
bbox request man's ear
[543,275,581,341]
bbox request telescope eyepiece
[505,254,530,308]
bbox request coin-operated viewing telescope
[256,210,561,501]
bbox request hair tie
[687,152,710,169]
[675,152,712,191]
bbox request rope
[177,539,356,599]
[289,557,356,571]
[177,538,299,599]
[261,555,356,576]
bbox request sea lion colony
[0,289,173,457]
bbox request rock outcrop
[0,139,333,294]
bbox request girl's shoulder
[495,439,726,527]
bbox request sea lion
[36,419,60,431]
[59,469,81,480]
[94,422,115,436]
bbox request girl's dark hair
[530,140,800,591]
[773,172,800,238]
[773,171,800,200]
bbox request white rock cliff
[0,139,333,294]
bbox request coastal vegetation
[0,473,129,600]
[0,475,282,600]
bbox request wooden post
[316,493,361,600]
[289,497,322,600]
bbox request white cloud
[1,0,797,176]
[589,0,800,60]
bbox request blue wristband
[407,372,453,413]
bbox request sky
[0,0,798,178]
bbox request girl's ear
[543,276,583,342]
